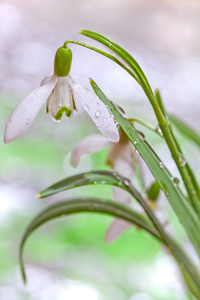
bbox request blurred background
[0,0,200,299]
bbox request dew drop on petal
[84,104,89,111]
[29,97,34,103]
[135,149,139,154]
[7,118,13,125]
[89,100,93,106]
[26,119,31,125]
[101,116,110,128]
[178,154,186,167]
[95,110,102,118]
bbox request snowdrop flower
[71,127,138,242]
[4,45,119,143]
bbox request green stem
[128,118,162,137]
[155,90,200,214]
[64,40,140,84]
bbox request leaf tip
[35,193,41,199]
[19,253,27,285]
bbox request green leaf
[19,197,160,283]
[169,115,200,147]
[90,79,200,260]
[37,170,125,198]
[37,169,200,289]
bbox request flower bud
[54,46,72,77]
[147,181,160,202]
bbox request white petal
[113,186,132,204]
[68,76,119,142]
[40,73,54,86]
[105,218,130,242]
[107,141,136,178]
[71,134,110,167]
[47,76,74,121]
[4,75,57,143]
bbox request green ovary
[55,107,72,120]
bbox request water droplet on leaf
[137,131,145,140]
[171,176,179,187]
[123,179,130,186]
[165,190,169,196]
[159,162,163,169]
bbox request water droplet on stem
[156,126,163,136]
[178,154,186,167]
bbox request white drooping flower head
[4,45,119,143]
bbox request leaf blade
[90,79,200,259]
[20,197,160,283]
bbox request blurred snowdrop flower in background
[71,127,137,242]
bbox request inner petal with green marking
[46,76,74,122]
[55,106,72,120]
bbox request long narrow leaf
[169,115,200,147]
[37,171,200,292]
[90,79,200,259]
[37,170,125,198]
[19,197,160,283]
